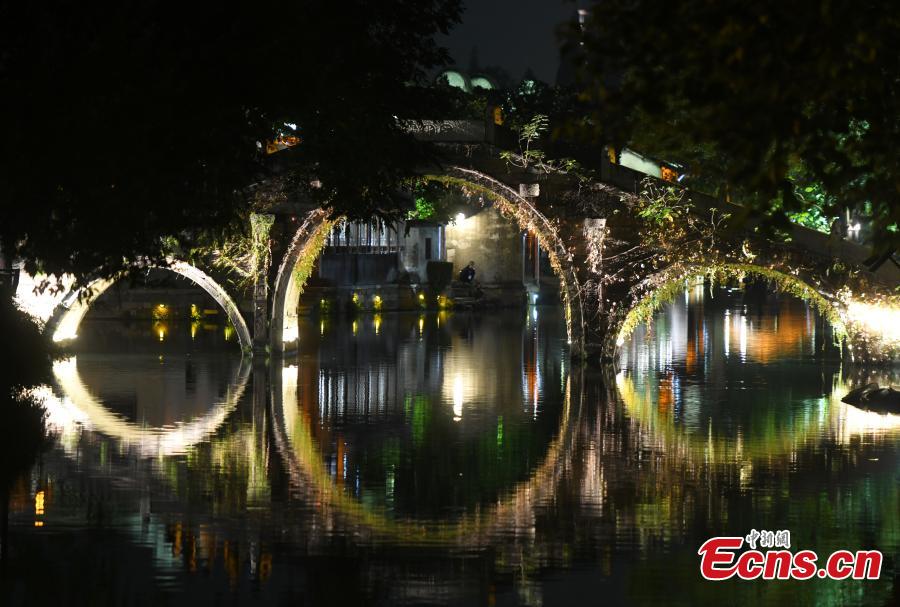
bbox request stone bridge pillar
[250,213,275,354]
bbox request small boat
[841,383,900,415]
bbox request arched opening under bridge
[269,167,585,356]
[44,260,252,352]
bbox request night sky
[438,0,581,84]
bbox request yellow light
[352,320,358,335]
[418,315,425,335]
[34,521,44,528]
[352,293,360,305]
[452,375,464,420]
[373,294,383,310]
[52,328,78,342]
[837,402,900,438]
[320,320,325,335]
[223,325,234,341]
[846,300,900,345]
[154,321,168,342]
[282,326,299,344]
[35,490,45,515]
[152,303,169,320]
[418,292,425,301]
[373,313,382,335]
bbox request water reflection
[39,356,250,457]
[618,282,899,456]
[2,292,898,606]
[276,309,570,524]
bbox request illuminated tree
[569,0,900,255]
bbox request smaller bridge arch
[45,259,252,351]
[609,260,898,365]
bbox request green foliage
[405,180,457,222]
[786,206,831,234]
[500,113,583,175]
[634,177,731,255]
[410,196,436,220]
[292,222,332,295]
[637,182,691,226]
[570,0,900,253]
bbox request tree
[568,0,900,254]
[0,0,461,281]
[0,297,50,566]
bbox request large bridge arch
[608,260,898,365]
[425,166,586,356]
[45,259,252,351]
[269,167,586,356]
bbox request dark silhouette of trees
[568,0,899,254]
[0,297,50,567]
[0,0,462,280]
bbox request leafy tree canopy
[568,0,900,253]
[0,0,461,280]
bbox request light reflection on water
[3,286,899,606]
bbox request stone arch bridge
[21,139,899,365]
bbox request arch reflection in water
[270,310,580,545]
[617,281,900,464]
[42,355,251,457]
[11,296,900,605]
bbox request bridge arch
[609,260,899,364]
[270,208,337,353]
[611,262,846,356]
[270,167,586,356]
[45,259,252,351]
[425,167,585,356]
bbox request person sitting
[458,261,476,284]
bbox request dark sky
[438,0,580,84]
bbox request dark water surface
[2,285,898,606]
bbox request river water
[2,283,898,606]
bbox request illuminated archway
[424,167,585,356]
[39,357,251,458]
[44,259,252,351]
[270,208,336,353]
[611,262,853,358]
[270,167,586,356]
